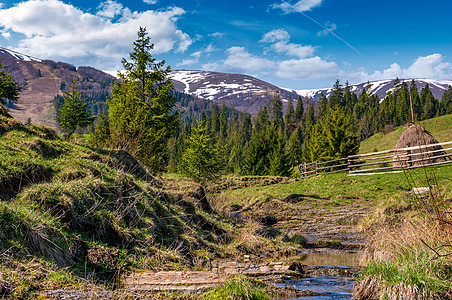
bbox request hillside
[171,70,301,114]
[359,114,452,154]
[0,47,116,127]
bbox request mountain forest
[1,27,452,300]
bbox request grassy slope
[0,116,279,298]
[213,166,452,215]
[359,114,452,154]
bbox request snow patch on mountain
[0,47,41,62]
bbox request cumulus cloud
[224,47,275,72]
[260,29,290,43]
[355,54,452,82]
[261,29,315,59]
[143,0,157,4]
[204,29,334,80]
[276,56,337,80]
[0,0,191,70]
[97,0,124,19]
[272,0,323,14]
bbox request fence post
[304,162,307,178]
[315,161,318,176]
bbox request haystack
[393,124,447,167]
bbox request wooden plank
[349,153,402,162]
[396,141,452,152]
[349,141,452,159]
[316,162,349,171]
[407,160,452,170]
[349,148,395,159]
[351,158,409,168]
[316,157,348,165]
[408,153,452,165]
[349,165,405,174]
[300,140,452,179]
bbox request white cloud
[0,0,191,70]
[97,0,123,19]
[209,32,224,38]
[358,54,452,82]
[191,51,202,58]
[261,29,315,59]
[224,47,275,72]
[260,29,290,43]
[317,22,336,37]
[273,0,323,14]
[270,41,315,58]
[276,56,337,80]
[143,0,157,4]
[176,58,198,67]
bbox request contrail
[300,11,366,59]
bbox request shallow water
[299,251,364,268]
[276,276,354,299]
[276,251,361,299]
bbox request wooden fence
[299,141,452,178]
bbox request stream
[275,248,364,299]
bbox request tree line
[2,27,452,183]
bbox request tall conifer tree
[108,27,179,173]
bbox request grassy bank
[0,116,304,298]
[353,162,452,298]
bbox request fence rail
[299,141,452,178]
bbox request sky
[0,0,451,89]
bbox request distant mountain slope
[290,78,452,102]
[1,47,451,126]
[171,70,301,114]
[0,47,116,127]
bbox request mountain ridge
[1,46,451,126]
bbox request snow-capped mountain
[0,47,41,62]
[171,70,452,113]
[171,70,301,114]
[288,79,452,102]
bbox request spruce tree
[0,61,22,116]
[219,102,228,138]
[242,131,270,175]
[56,80,95,140]
[284,96,295,139]
[439,85,452,115]
[286,125,303,169]
[269,128,292,177]
[420,84,438,120]
[108,27,179,173]
[328,79,343,108]
[271,92,284,129]
[321,105,359,160]
[89,111,110,147]
[179,118,225,184]
[294,96,304,122]
[317,92,328,120]
[410,80,421,122]
[210,104,220,135]
[301,123,324,162]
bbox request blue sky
[0,0,451,89]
